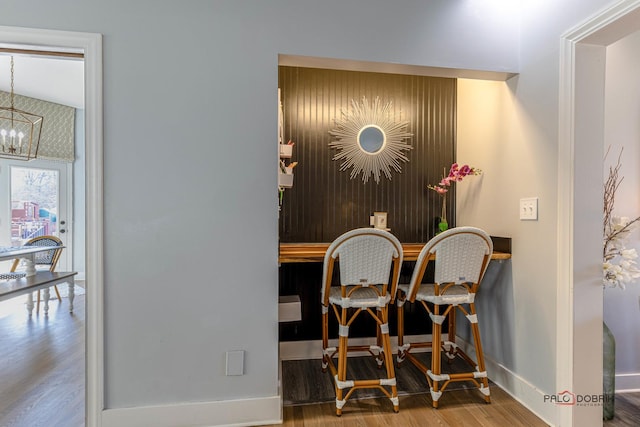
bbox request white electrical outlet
[225,350,245,376]
[520,197,538,220]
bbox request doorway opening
[558,1,640,424]
[0,27,103,427]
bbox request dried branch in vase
[603,147,640,289]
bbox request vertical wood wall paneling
[278,67,456,342]
[278,66,456,243]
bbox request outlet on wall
[520,197,538,220]
[225,350,245,376]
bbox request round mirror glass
[357,125,385,154]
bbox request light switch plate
[520,197,538,220]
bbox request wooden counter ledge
[279,242,511,263]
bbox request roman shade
[0,91,75,162]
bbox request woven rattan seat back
[24,236,63,269]
[321,228,402,305]
[406,227,492,302]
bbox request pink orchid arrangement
[428,163,482,232]
[428,163,482,194]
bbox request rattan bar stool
[396,226,493,408]
[320,228,403,416]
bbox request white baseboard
[455,339,558,426]
[616,372,640,392]
[101,395,281,427]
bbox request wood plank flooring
[0,291,85,427]
[282,354,496,405]
[266,387,550,427]
[272,356,550,427]
[605,392,640,426]
[0,292,637,427]
[270,384,640,427]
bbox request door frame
[0,26,104,427]
[558,0,640,425]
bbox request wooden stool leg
[335,308,349,416]
[375,307,384,368]
[380,307,399,412]
[53,285,62,302]
[321,306,329,372]
[446,306,457,361]
[469,303,491,403]
[430,303,442,408]
[396,293,406,365]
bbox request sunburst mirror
[329,96,412,184]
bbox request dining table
[0,245,62,276]
[0,245,76,315]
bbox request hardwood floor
[0,291,85,427]
[0,292,637,427]
[266,387,550,427]
[605,392,640,426]
[270,388,640,427]
[272,356,550,427]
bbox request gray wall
[0,0,621,424]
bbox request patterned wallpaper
[0,90,75,162]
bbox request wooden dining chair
[0,235,64,313]
[396,226,493,408]
[321,228,403,416]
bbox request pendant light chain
[0,55,44,160]
[9,56,14,110]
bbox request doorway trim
[0,26,104,427]
[558,0,640,425]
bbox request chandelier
[0,56,43,161]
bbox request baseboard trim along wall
[101,395,281,427]
[616,373,640,392]
[456,339,557,426]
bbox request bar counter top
[279,242,511,263]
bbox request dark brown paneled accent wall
[278,66,457,243]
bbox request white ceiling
[0,54,84,109]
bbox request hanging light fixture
[0,56,43,161]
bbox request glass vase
[603,321,615,421]
[437,197,448,234]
